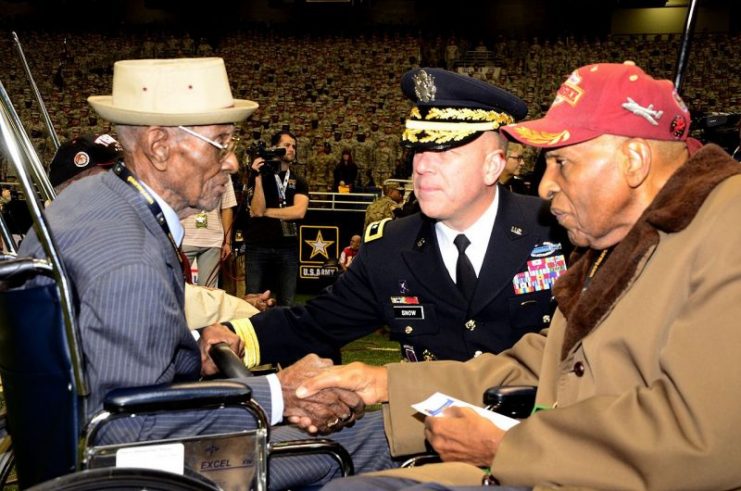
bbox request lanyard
[112,161,185,274]
[273,168,290,206]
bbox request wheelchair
[0,81,352,490]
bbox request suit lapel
[106,172,185,297]
[469,190,538,315]
[400,217,466,305]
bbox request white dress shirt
[435,192,500,284]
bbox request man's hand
[243,290,276,312]
[250,157,265,174]
[424,407,505,467]
[296,361,389,406]
[221,242,232,260]
[278,355,365,434]
[198,323,245,376]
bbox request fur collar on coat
[553,144,741,359]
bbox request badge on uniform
[529,241,562,258]
[195,211,208,229]
[393,305,424,320]
[403,344,418,362]
[390,296,419,304]
[512,254,567,294]
[398,280,410,294]
[421,349,437,361]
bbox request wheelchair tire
[27,467,220,491]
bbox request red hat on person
[501,61,692,149]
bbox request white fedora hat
[88,58,258,126]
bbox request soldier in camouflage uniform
[375,125,402,182]
[363,180,404,230]
[308,142,335,192]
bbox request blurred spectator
[180,180,237,287]
[363,180,404,230]
[49,134,121,193]
[339,234,361,272]
[333,148,358,192]
[499,142,530,194]
[2,27,737,191]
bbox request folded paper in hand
[412,392,520,431]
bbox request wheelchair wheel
[27,467,220,491]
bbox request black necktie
[454,234,477,300]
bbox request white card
[116,442,185,475]
[412,392,520,431]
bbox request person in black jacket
[243,130,309,306]
[225,68,568,368]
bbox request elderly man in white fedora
[19,58,391,489]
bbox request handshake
[276,354,388,435]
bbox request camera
[248,140,286,174]
[693,112,740,158]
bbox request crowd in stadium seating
[1,28,738,189]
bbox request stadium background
[0,0,739,364]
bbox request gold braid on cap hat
[402,106,515,146]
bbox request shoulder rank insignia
[364,218,392,243]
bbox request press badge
[195,211,208,229]
[393,305,424,320]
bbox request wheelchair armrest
[103,380,252,414]
[483,385,537,419]
[0,256,53,281]
[209,342,253,378]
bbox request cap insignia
[621,97,663,126]
[427,107,513,125]
[73,151,90,167]
[402,107,515,147]
[402,127,478,146]
[511,126,571,146]
[413,70,437,103]
[552,70,584,107]
[670,115,687,139]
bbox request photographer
[244,130,309,306]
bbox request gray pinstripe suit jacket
[18,170,274,443]
[18,170,399,488]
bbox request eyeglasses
[178,126,239,161]
[508,154,525,161]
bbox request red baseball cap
[501,61,691,149]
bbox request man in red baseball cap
[301,61,741,490]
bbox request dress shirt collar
[435,190,500,279]
[140,181,185,246]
